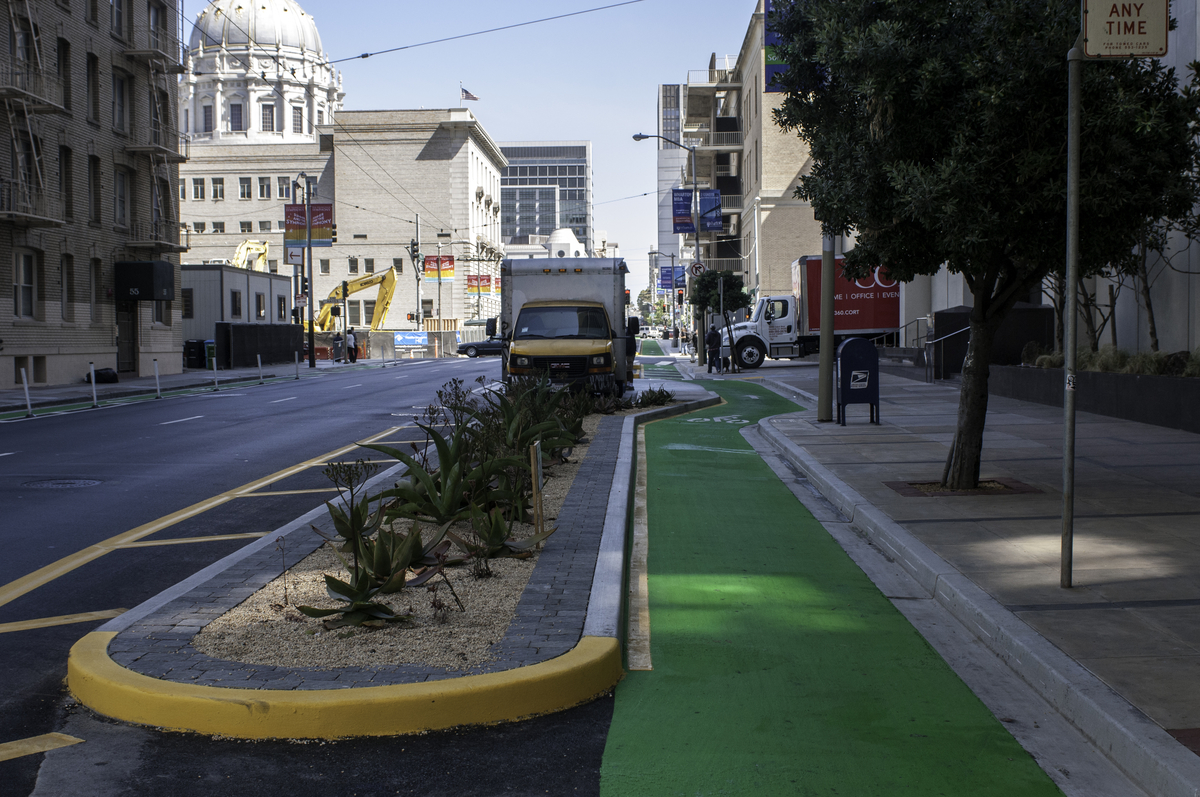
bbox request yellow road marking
[0,610,126,635]
[235,488,338,497]
[116,533,268,548]
[0,733,84,762]
[0,427,399,611]
[627,425,652,671]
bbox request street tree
[769,0,1200,488]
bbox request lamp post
[635,132,701,360]
[295,171,315,368]
[649,248,677,337]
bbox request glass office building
[499,142,593,254]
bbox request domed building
[179,0,343,144]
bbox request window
[259,221,271,232]
[364,258,374,274]
[60,255,75,321]
[255,292,266,320]
[183,108,188,134]
[276,295,287,321]
[348,258,358,274]
[88,156,101,221]
[363,300,376,327]
[348,300,360,326]
[239,177,251,199]
[212,177,224,200]
[203,105,213,133]
[319,259,329,274]
[392,257,404,274]
[278,177,290,199]
[91,258,102,321]
[179,181,186,201]
[261,104,274,132]
[212,221,225,233]
[86,54,100,122]
[153,299,169,324]
[268,259,278,273]
[192,178,204,200]
[229,103,243,132]
[14,250,36,318]
[57,39,71,111]
[258,177,270,199]
[111,74,126,132]
[113,169,128,226]
[292,106,303,133]
[230,289,242,318]
[181,287,194,318]
[59,146,73,220]
[239,221,252,233]
[193,221,205,233]
[317,109,324,126]
[421,298,433,319]
[110,0,123,34]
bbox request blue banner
[699,189,723,231]
[658,263,675,289]
[764,0,785,92]
[672,189,695,234]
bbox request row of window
[501,165,586,178]
[184,105,324,135]
[45,145,169,228]
[185,176,293,201]
[186,220,283,233]
[13,251,107,323]
[315,258,406,275]
[501,177,587,189]
[179,288,288,322]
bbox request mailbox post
[836,337,880,426]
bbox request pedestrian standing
[346,328,358,363]
[705,325,722,374]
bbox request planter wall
[988,365,1200,434]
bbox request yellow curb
[68,632,623,739]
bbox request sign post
[1062,0,1168,588]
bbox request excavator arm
[309,268,398,332]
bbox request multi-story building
[1,0,188,389]
[500,142,593,256]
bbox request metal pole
[21,367,33,417]
[305,178,316,368]
[1062,45,1083,589]
[257,353,263,384]
[295,350,300,380]
[212,349,219,391]
[153,358,161,398]
[690,144,700,361]
[818,236,836,422]
[89,362,98,408]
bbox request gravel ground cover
[194,412,618,672]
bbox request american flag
[460,87,480,101]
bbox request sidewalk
[681,361,1200,795]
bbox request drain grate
[24,479,102,488]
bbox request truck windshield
[513,306,610,340]
[751,298,767,323]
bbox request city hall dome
[190,0,323,54]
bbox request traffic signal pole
[305,178,316,369]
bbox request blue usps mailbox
[836,337,880,426]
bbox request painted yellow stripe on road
[0,733,84,762]
[116,533,268,548]
[235,488,338,497]
[0,427,400,611]
[0,610,126,635]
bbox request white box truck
[487,258,639,394]
[721,255,900,367]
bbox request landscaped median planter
[988,365,1200,434]
[66,387,721,739]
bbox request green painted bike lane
[600,381,1061,796]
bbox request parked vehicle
[457,335,504,358]
[490,259,639,394]
[721,255,900,368]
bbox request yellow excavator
[309,265,401,332]
[233,240,270,271]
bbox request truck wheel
[465,345,478,358]
[736,339,765,369]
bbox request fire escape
[122,4,188,254]
[0,0,65,227]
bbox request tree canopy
[689,271,752,315]
[770,0,1200,486]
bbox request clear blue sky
[181,0,764,296]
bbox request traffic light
[300,276,308,294]
[676,289,684,306]
[342,280,349,300]
[331,222,338,243]
[407,312,417,321]
[624,288,631,305]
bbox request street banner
[283,203,333,247]
[493,277,501,297]
[467,274,488,294]
[480,274,492,295]
[658,263,675,289]
[393,331,427,347]
[699,189,723,231]
[764,0,786,92]
[672,189,695,234]
[423,255,455,283]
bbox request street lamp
[634,132,700,357]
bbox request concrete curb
[756,415,1200,797]
[68,391,719,739]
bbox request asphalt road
[1,357,612,797]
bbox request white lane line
[394,375,409,379]
[343,384,363,389]
[270,397,298,403]
[0,452,14,457]
[159,415,204,425]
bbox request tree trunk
[943,314,997,489]
[1052,272,1065,353]
[1136,250,1160,352]
[1078,275,1100,352]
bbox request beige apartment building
[1,0,187,390]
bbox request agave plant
[448,506,557,561]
